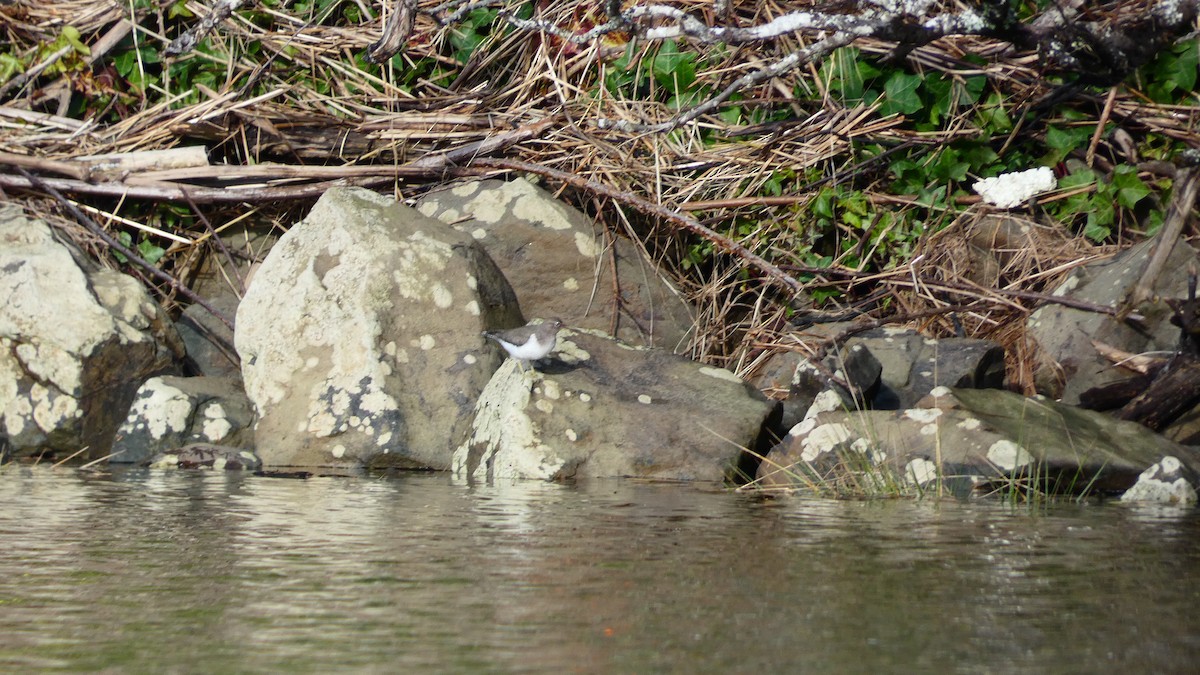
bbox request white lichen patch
[956,418,981,431]
[801,422,852,462]
[578,392,592,403]
[928,386,952,398]
[431,284,454,309]
[119,378,190,438]
[788,417,817,439]
[562,277,580,291]
[637,394,652,404]
[14,343,82,395]
[331,444,346,459]
[451,183,479,198]
[906,458,939,487]
[904,408,942,424]
[201,416,232,442]
[554,338,591,362]
[30,385,80,434]
[542,380,561,400]
[699,366,741,384]
[565,429,577,442]
[574,231,601,257]
[464,300,480,316]
[804,389,844,420]
[506,180,574,231]
[535,399,554,413]
[463,353,477,365]
[417,335,436,351]
[987,440,1034,470]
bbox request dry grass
[2,0,1197,383]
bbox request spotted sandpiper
[482,319,564,373]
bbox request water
[1,467,1198,673]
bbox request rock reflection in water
[0,467,1198,672]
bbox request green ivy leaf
[652,40,696,93]
[138,240,166,266]
[1111,165,1150,208]
[879,71,923,116]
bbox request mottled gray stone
[417,178,695,352]
[0,206,181,460]
[453,328,778,482]
[235,187,522,469]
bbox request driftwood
[1128,151,1200,307]
[1115,356,1200,430]
[0,116,560,201]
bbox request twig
[1086,86,1119,167]
[0,172,400,203]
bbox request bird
[482,319,564,373]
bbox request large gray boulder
[846,328,1005,409]
[0,206,181,460]
[417,178,694,351]
[1027,238,1197,402]
[453,328,778,482]
[235,187,522,469]
[756,386,1200,501]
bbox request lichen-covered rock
[453,328,778,482]
[417,178,694,351]
[110,376,254,464]
[757,387,1200,498]
[1120,456,1199,505]
[0,206,181,460]
[235,187,522,469]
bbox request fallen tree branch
[478,0,1199,132]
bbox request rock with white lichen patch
[0,205,182,461]
[453,328,779,482]
[417,178,694,352]
[110,375,254,464]
[235,187,523,469]
[1120,456,1199,505]
[755,387,1200,498]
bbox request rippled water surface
[2,466,1199,673]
